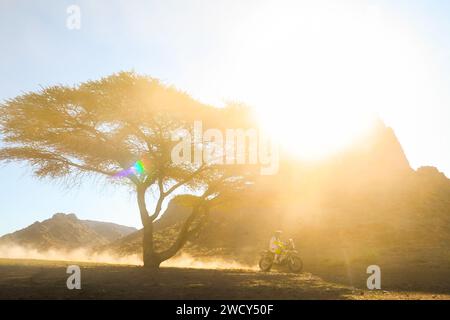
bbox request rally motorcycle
[258,239,303,273]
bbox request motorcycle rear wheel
[259,256,273,272]
[288,255,303,273]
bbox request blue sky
[1,0,450,235]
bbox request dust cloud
[0,245,255,270]
[162,253,257,270]
[0,244,141,265]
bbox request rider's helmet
[274,230,282,238]
[289,238,295,249]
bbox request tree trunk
[142,222,161,268]
[137,186,161,269]
[138,185,209,268]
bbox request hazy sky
[1,0,450,235]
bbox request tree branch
[137,185,151,226]
[149,178,166,222]
[163,164,208,196]
[157,202,207,262]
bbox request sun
[197,1,432,160]
[256,105,375,160]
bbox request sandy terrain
[0,258,449,300]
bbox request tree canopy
[0,72,259,267]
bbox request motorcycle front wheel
[288,255,303,273]
[259,256,273,272]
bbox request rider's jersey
[269,236,284,253]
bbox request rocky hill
[0,213,136,250]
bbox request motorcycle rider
[269,230,284,263]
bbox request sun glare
[199,1,433,160]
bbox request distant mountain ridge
[0,213,136,250]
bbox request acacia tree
[0,72,257,268]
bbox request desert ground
[0,258,449,300]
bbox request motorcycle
[259,239,303,273]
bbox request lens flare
[114,159,148,178]
[134,160,145,175]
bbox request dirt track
[0,258,449,300]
